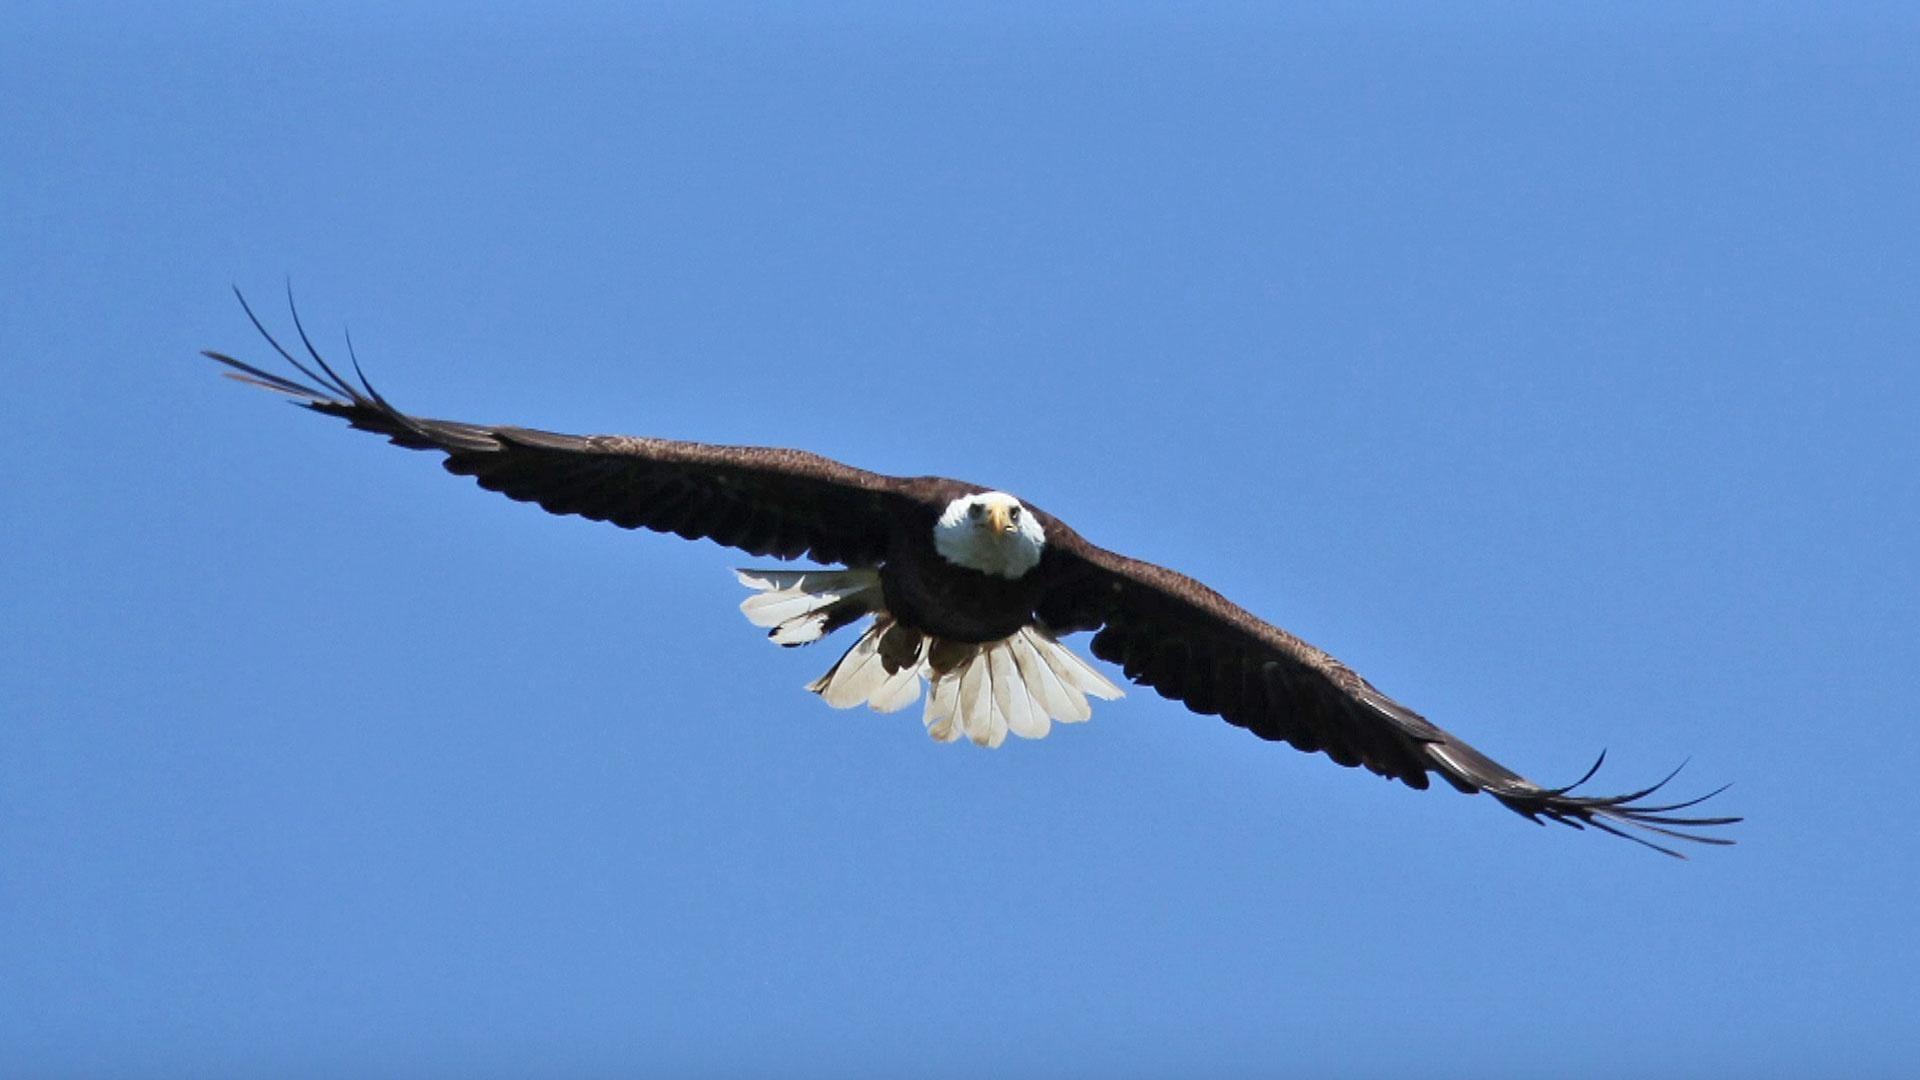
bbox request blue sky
[4,3,1916,1075]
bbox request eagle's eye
[968,503,985,520]
[1009,506,1022,520]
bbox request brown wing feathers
[1039,538,1737,857]
[205,290,899,567]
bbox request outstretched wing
[1035,525,1738,856]
[206,291,914,566]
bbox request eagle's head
[934,491,1046,579]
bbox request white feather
[955,653,986,746]
[1036,628,1125,700]
[867,636,927,714]
[868,667,923,713]
[1031,634,1099,715]
[990,640,1049,739]
[1010,628,1088,723]
[741,591,827,627]
[736,568,881,628]
[809,621,892,708]
[957,651,1006,748]
[924,670,963,742]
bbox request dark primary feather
[1033,533,1738,856]
[210,290,1737,857]
[205,288,913,567]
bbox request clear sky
[4,3,1916,1076]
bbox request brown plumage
[206,291,1738,857]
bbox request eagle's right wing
[207,291,916,567]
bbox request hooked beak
[987,505,1014,533]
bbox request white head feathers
[934,491,1046,579]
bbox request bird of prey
[206,293,1736,856]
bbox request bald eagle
[206,293,1736,857]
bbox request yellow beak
[987,505,1013,533]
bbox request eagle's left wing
[206,292,916,567]
[1033,520,1738,856]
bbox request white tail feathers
[804,615,927,712]
[736,568,1124,747]
[920,626,1124,747]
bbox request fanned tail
[920,627,1123,747]
[735,569,1124,746]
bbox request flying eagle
[206,293,1736,857]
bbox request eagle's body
[878,484,1039,644]
[207,295,1737,856]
